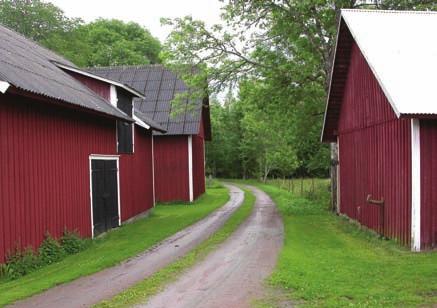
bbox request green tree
[0,1,161,67]
[162,0,437,179]
[0,0,80,42]
[79,19,161,67]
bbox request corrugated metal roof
[87,65,204,136]
[0,24,132,121]
[341,9,437,116]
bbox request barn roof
[134,110,167,133]
[0,24,132,121]
[87,65,211,138]
[322,9,437,142]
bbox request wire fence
[265,178,330,200]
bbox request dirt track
[11,184,244,308]
[139,185,284,308]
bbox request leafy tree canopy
[163,0,437,179]
[0,0,161,67]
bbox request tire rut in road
[139,185,284,308]
[10,184,244,308]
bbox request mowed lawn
[0,184,229,306]
[252,181,437,307]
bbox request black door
[91,159,119,236]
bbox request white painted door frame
[89,154,121,238]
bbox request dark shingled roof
[0,24,132,121]
[87,65,205,136]
[134,110,167,133]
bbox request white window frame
[89,154,121,238]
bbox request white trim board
[188,135,194,202]
[56,63,145,99]
[411,119,421,252]
[89,155,121,238]
[110,85,118,107]
[0,81,10,94]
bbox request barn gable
[323,9,437,142]
[87,65,211,140]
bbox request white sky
[48,0,224,42]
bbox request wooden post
[330,142,339,212]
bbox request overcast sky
[49,0,224,42]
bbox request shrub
[38,233,65,265]
[60,230,86,254]
[3,247,40,279]
[0,229,88,280]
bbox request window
[116,89,134,154]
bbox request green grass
[0,185,229,306]
[95,185,255,308]
[250,182,437,307]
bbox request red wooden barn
[0,25,165,262]
[322,9,437,251]
[88,66,212,202]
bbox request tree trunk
[262,165,270,183]
[330,142,339,213]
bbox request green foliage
[0,0,161,67]
[0,0,80,42]
[0,230,88,281]
[60,230,88,254]
[163,0,437,179]
[77,19,161,67]
[3,248,40,280]
[252,182,437,307]
[38,233,66,265]
[0,187,229,306]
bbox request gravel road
[11,184,244,308]
[139,185,284,308]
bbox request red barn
[322,9,437,251]
[88,66,212,202]
[0,25,164,262]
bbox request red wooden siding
[337,42,412,245]
[153,135,190,202]
[119,127,155,220]
[67,71,111,101]
[419,120,437,249]
[0,93,154,262]
[192,121,206,199]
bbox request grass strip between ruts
[95,185,255,308]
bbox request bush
[0,229,88,280]
[3,247,40,279]
[38,233,66,265]
[60,230,86,254]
